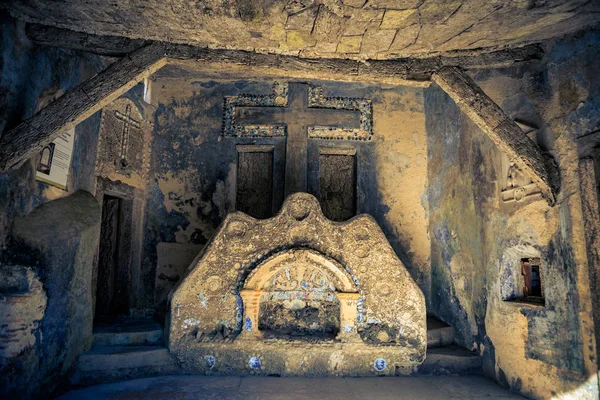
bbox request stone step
[70,345,180,387]
[92,319,164,347]
[419,345,482,375]
[426,316,455,348]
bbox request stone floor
[57,375,526,399]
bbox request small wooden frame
[521,257,544,304]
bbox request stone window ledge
[502,299,545,310]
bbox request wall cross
[114,103,141,169]
[224,82,373,196]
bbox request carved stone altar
[168,193,426,376]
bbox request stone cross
[114,103,141,169]
[233,83,362,195]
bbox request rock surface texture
[6,0,600,60]
[169,193,426,376]
[2,191,101,399]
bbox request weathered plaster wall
[425,28,600,399]
[146,73,430,310]
[0,12,104,252]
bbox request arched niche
[238,249,360,341]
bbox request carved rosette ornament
[168,193,426,376]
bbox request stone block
[380,9,418,30]
[313,8,345,43]
[6,191,101,398]
[285,7,319,32]
[286,30,317,50]
[361,26,396,56]
[342,18,371,36]
[337,35,363,53]
[389,24,421,53]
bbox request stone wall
[425,28,600,399]
[6,0,600,60]
[146,73,430,311]
[0,12,104,252]
[2,192,101,399]
[0,13,107,399]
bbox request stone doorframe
[93,177,146,315]
[237,249,361,342]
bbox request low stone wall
[0,266,46,359]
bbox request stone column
[579,157,600,364]
[239,289,263,339]
[336,292,361,342]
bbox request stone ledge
[171,340,424,376]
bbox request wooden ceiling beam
[0,43,167,171]
[432,66,561,205]
[26,23,543,80]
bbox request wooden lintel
[0,44,167,171]
[26,24,151,57]
[166,50,430,87]
[26,24,542,83]
[432,66,560,205]
[577,129,600,158]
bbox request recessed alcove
[256,257,342,339]
[258,298,341,340]
[500,245,545,306]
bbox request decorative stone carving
[95,98,152,189]
[501,160,542,203]
[224,82,373,196]
[168,192,426,376]
[222,82,373,141]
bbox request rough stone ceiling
[6,0,600,60]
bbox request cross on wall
[225,82,372,196]
[114,103,141,169]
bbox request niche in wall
[500,245,545,305]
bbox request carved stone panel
[95,98,151,189]
[223,82,373,141]
[259,253,342,338]
[501,160,542,203]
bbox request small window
[521,258,544,304]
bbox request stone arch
[239,248,360,341]
[243,249,357,293]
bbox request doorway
[95,194,133,321]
